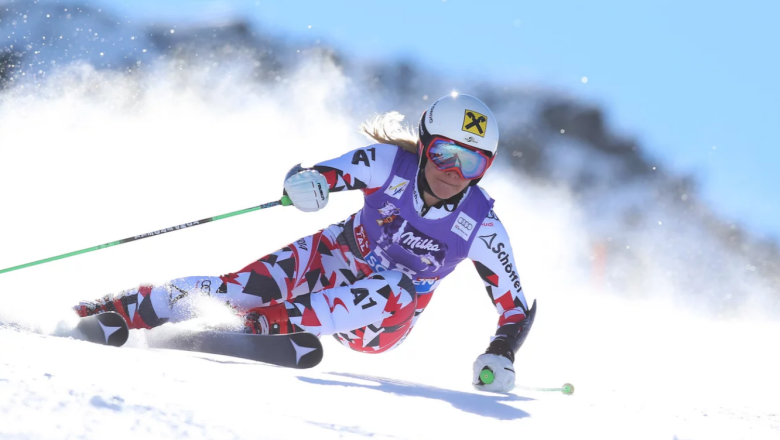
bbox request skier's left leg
[73,277,235,329]
[74,223,367,329]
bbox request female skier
[75,94,535,393]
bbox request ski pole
[479,368,575,395]
[517,383,575,395]
[0,196,293,275]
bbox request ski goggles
[425,137,493,180]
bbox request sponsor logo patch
[373,202,448,273]
[413,276,440,294]
[462,109,488,137]
[478,233,522,294]
[354,224,371,257]
[384,175,410,199]
[451,212,476,240]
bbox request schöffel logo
[384,176,410,199]
[451,212,476,240]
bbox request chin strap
[416,166,466,216]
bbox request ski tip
[290,333,323,369]
[77,312,129,347]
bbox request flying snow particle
[560,129,565,134]
[170,29,175,34]
[423,95,428,100]
[581,77,588,83]
[658,221,663,226]
[308,25,312,29]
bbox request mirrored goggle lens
[428,140,489,179]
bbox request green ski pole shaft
[0,196,293,275]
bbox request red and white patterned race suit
[78,224,417,353]
[75,144,533,355]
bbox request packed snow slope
[1,2,779,439]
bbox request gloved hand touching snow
[473,352,515,393]
[283,165,329,212]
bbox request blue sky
[110,0,780,240]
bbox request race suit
[81,144,533,356]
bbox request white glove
[284,169,329,212]
[473,353,515,393]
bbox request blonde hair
[359,111,419,154]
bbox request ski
[143,327,323,369]
[73,312,129,347]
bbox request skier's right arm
[312,144,398,193]
[284,144,398,212]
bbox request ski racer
[75,94,536,393]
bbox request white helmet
[418,93,499,156]
[417,94,499,193]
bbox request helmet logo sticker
[462,110,488,137]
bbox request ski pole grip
[480,368,495,385]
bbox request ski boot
[243,303,292,335]
[73,294,118,318]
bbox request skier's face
[424,160,472,199]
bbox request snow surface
[1,33,779,440]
